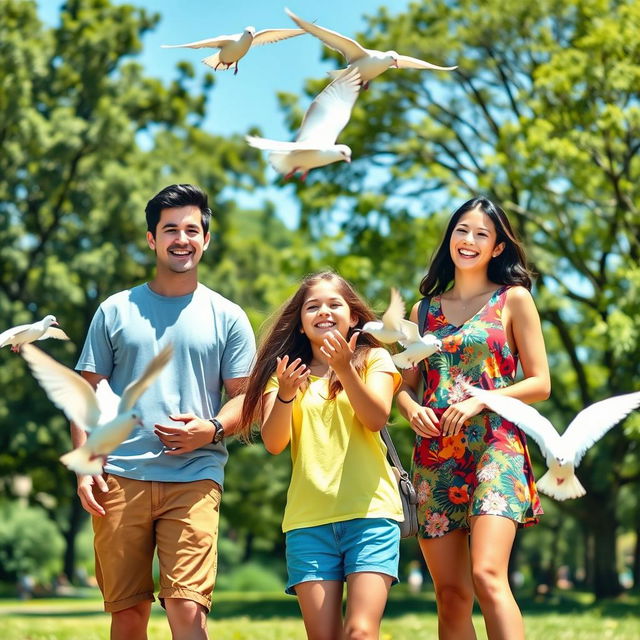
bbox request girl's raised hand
[276,355,310,402]
[320,330,358,375]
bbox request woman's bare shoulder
[505,285,537,312]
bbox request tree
[0,0,265,581]
[276,0,640,597]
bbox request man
[72,184,255,639]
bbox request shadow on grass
[3,590,638,621]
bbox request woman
[396,197,550,640]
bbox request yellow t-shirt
[265,348,404,532]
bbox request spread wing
[296,67,360,144]
[463,383,561,459]
[246,135,322,152]
[0,323,31,347]
[21,344,101,430]
[252,28,305,46]
[561,391,640,465]
[398,319,421,344]
[161,35,238,50]
[285,8,366,62]
[94,379,121,424]
[381,288,405,331]
[118,344,174,413]
[39,327,70,341]
[395,54,458,71]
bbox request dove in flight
[161,26,305,75]
[21,343,174,475]
[462,383,640,500]
[391,320,442,369]
[246,66,360,180]
[285,8,457,89]
[362,288,410,344]
[0,315,70,353]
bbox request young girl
[396,197,550,640]
[240,271,404,640]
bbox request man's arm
[154,377,248,454]
[72,371,110,517]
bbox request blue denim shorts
[285,517,400,595]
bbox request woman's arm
[497,285,551,403]
[395,302,441,437]
[261,356,309,455]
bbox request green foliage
[2,0,640,602]
[0,500,64,583]
[0,0,268,580]
[216,563,285,593]
[274,0,640,597]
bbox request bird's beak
[52,321,60,326]
[345,157,352,163]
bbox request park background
[0,0,639,637]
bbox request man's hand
[77,474,108,517]
[155,413,215,455]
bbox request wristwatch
[209,418,225,444]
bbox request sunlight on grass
[1,591,639,639]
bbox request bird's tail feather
[60,447,104,476]
[268,153,292,175]
[536,471,586,500]
[201,53,223,69]
[391,352,413,370]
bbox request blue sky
[38,0,413,225]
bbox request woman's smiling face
[449,206,504,271]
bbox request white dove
[462,383,640,501]
[161,26,305,75]
[246,66,360,180]
[285,8,457,89]
[362,288,409,344]
[0,315,70,353]
[391,321,442,369]
[21,343,173,475]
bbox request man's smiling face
[147,205,210,274]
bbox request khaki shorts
[92,474,221,613]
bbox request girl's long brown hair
[238,271,381,442]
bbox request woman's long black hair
[419,197,533,297]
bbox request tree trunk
[63,494,87,583]
[633,520,640,590]
[242,531,254,563]
[588,508,622,598]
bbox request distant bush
[0,500,64,584]
[216,562,285,592]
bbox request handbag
[380,426,419,538]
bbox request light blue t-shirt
[76,283,256,486]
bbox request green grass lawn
[0,589,638,639]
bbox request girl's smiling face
[300,280,357,345]
[449,206,504,271]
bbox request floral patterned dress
[412,285,543,538]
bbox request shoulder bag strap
[417,296,431,337]
[380,426,408,475]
